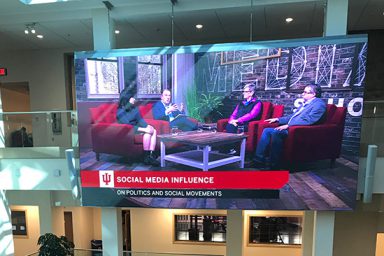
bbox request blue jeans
[170,117,197,131]
[255,128,288,165]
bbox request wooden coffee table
[158,131,247,171]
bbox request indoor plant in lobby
[37,233,74,256]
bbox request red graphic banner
[81,170,289,189]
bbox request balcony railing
[26,249,223,256]
[0,110,78,158]
[360,100,384,156]
[0,110,77,148]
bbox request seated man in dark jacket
[152,89,197,131]
[254,84,326,169]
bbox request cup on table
[171,126,179,135]
[237,125,245,135]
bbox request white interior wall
[11,205,40,256]
[51,206,100,249]
[0,49,72,147]
[333,209,379,256]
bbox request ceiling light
[114,30,120,34]
[24,23,38,35]
[20,0,79,4]
[36,35,43,39]
[285,17,293,23]
[195,24,203,29]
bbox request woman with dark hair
[116,86,159,166]
[226,83,263,133]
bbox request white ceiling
[0,0,383,51]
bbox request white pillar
[226,210,243,256]
[324,0,348,36]
[92,7,122,255]
[101,208,123,256]
[301,211,314,256]
[38,191,53,235]
[0,190,14,256]
[92,8,116,50]
[312,211,335,256]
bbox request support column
[324,0,348,36]
[92,8,115,50]
[92,6,122,255]
[312,211,335,256]
[226,210,243,256]
[301,211,314,256]
[101,208,123,256]
[0,190,14,256]
[38,191,53,235]
[92,7,122,256]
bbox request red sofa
[217,101,284,153]
[89,103,170,161]
[257,104,347,165]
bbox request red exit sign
[0,68,7,76]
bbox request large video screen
[76,35,367,210]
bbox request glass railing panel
[361,101,384,156]
[0,111,78,158]
[121,253,223,256]
[26,250,224,256]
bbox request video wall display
[76,35,367,210]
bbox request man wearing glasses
[254,84,326,169]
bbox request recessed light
[24,29,29,34]
[285,17,293,23]
[195,24,203,29]
[36,34,43,39]
[114,30,120,34]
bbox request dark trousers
[255,128,288,165]
[170,117,197,131]
[225,123,249,133]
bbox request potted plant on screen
[197,93,224,123]
[37,233,75,256]
[185,85,203,122]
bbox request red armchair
[217,102,284,153]
[89,103,170,161]
[257,104,347,165]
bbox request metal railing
[360,100,384,156]
[0,110,77,148]
[26,249,223,256]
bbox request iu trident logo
[99,170,114,188]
